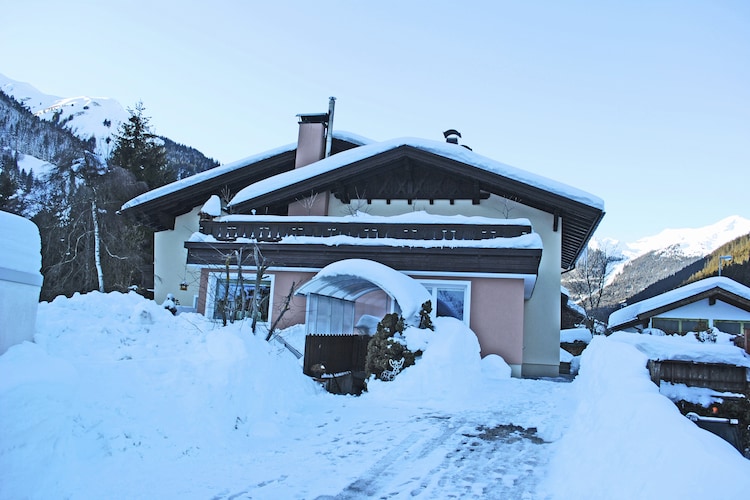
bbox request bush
[365,313,416,382]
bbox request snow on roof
[296,259,432,326]
[120,131,371,212]
[120,142,297,211]
[608,277,750,329]
[329,130,373,146]
[199,195,222,217]
[229,137,605,210]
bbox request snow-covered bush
[364,313,416,382]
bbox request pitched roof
[608,277,750,330]
[228,138,604,269]
[119,134,368,230]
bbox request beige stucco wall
[154,207,202,308]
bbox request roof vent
[443,129,472,151]
[443,129,461,144]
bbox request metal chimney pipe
[325,96,336,158]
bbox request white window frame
[419,279,471,326]
[205,271,275,324]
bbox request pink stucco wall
[197,267,525,366]
[468,277,525,366]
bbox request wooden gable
[229,145,604,270]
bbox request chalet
[120,104,604,378]
[608,276,750,339]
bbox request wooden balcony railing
[199,219,531,243]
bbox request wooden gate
[303,334,370,377]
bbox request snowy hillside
[0,73,128,157]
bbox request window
[207,273,273,322]
[420,280,471,325]
[713,320,750,335]
[651,317,708,335]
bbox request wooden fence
[648,360,749,393]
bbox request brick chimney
[288,112,331,216]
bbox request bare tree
[294,190,319,215]
[568,244,618,333]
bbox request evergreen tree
[109,102,173,189]
[0,151,23,214]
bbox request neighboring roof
[228,137,604,270]
[119,133,369,230]
[295,259,432,326]
[608,277,750,331]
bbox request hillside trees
[33,150,150,300]
[109,101,173,189]
[688,234,750,287]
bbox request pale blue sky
[2,0,748,242]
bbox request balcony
[198,218,532,243]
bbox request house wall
[154,207,202,308]
[329,194,562,377]
[652,299,750,324]
[465,277,525,377]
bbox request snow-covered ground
[2,291,749,499]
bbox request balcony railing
[199,219,531,243]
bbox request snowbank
[609,330,750,367]
[0,211,43,354]
[545,336,750,499]
[560,327,593,344]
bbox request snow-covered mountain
[572,215,750,314]
[563,215,750,317]
[601,215,750,263]
[0,73,128,157]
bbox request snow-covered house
[120,110,604,377]
[608,276,750,338]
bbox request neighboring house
[608,276,750,337]
[120,109,604,378]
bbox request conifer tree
[109,102,173,189]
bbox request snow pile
[366,317,496,404]
[560,327,592,344]
[0,210,41,274]
[659,382,744,407]
[3,291,749,498]
[545,336,750,499]
[609,330,750,367]
[1,291,321,499]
